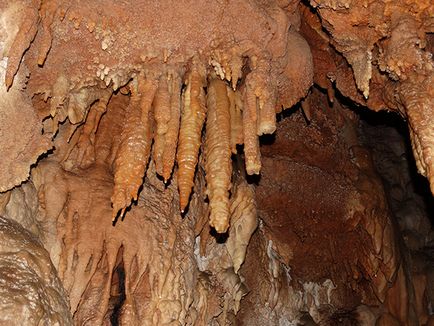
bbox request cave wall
[0,0,433,325]
[237,89,424,325]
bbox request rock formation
[0,0,432,325]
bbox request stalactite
[227,86,243,154]
[406,87,434,193]
[210,50,243,91]
[162,71,182,182]
[409,127,425,175]
[257,87,277,135]
[242,83,261,175]
[250,58,277,136]
[153,73,171,176]
[37,0,57,66]
[301,97,312,122]
[5,8,39,89]
[62,91,112,170]
[177,63,206,212]
[111,74,157,221]
[205,75,232,233]
[229,56,243,91]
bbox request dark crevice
[358,109,434,228]
[357,108,434,316]
[107,247,126,326]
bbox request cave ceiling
[0,0,433,325]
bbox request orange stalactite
[205,76,232,233]
[153,73,171,176]
[176,63,206,212]
[227,86,244,154]
[242,83,261,175]
[162,71,182,182]
[111,74,157,221]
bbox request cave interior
[0,0,433,325]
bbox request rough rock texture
[0,92,261,325]
[236,90,418,325]
[361,112,434,326]
[0,0,432,325]
[301,0,434,194]
[0,1,52,192]
[0,215,72,325]
[0,0,314,231]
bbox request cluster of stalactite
[1,0,313,235]
[0,0,433,324]
[109,59,277,233]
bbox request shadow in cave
[358,108,434,228]
[210,227,229,244]
[108,247,126,326]
[338,94,434,321]
[29,148,54,171]
[260,133,276,146]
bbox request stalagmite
[162,72,182,182]
[153,73,171,176]
[205,75,232,233]
[177,63,206,212]
[111,74,157,220]
[226,180,258,273]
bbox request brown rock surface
[0,215,72,325]
[236,89,418,325]
[0,0,432,325]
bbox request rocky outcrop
[0,215,72,325]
